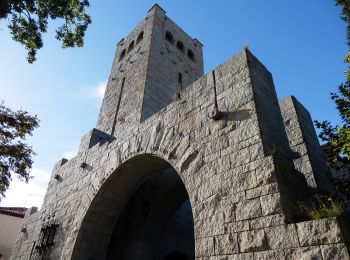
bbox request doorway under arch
[163,251,190,260]
[71,154,194,260]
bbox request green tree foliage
[315,0,350,161]
[0,103,39,200]
[0,0,91,63]
[314,1,350,200]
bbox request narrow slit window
[187,49,195,62]
[165,31,174,44]
[119,49,126,61]
[176,41,184,53]
[127,41,135,52]
[136,31,144,44]
[111,77,126,136]
[178,72,183,89]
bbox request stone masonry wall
[12,46,349,260]
[11,5,350,260]
[96,5,204,140]
[142,6,204,121]
[95,8,154,137]
[279,96,334,193]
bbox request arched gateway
[11,4,349,260]
[71,155,194,260]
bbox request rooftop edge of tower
[148,4,200,47]
[194,38,203,46]
[148,3,166,14]
[117,38,125,46]
[115,4,201,50]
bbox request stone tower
[96,4,203,139]
[11,4,350,260]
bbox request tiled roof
[0,207,27,218]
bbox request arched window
[187,49,195,62]
[127,41,135,52]
[176,41,184,53]
[136,31,144,44]
[119,49,126,61]
[165,31,174,44]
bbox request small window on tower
[165,31,174,44]
[187,49,195,62]
[178,72,183,87]
[119,49,126,61]
[137,31,144,44]
[176,41,184,53]
[128,41,135,52]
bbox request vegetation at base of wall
[297,194,344,221]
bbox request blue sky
[0,1,347,207]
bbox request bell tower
[96,4,204,139]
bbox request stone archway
[71,154,194,260]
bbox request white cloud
[80,81,107,100]
[0,168,51,209]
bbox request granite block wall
[11,4,349,260]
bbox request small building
[0,207,27,260]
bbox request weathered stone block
[296,218,344,246]
[228,253,254,260]
[225,170,258,193]
[284,246,323,260]
[265,224,299,249]
[320,244,350,260]
[195,237,215,257]
[238,229,267,252]
[235,198,262,221]
[260,193,282,216]
[194,193,223,219]
[249,213,285,229]
[214,233,239,255]
[224,191,246,204]
[226,220,250,233]
[255,167,277,186]
[196,213,225,238]
[245,183,279,199]
[209,256,228,260]
[223,205,235,223]
[253,249,284,260]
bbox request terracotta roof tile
[0,207,27,218]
